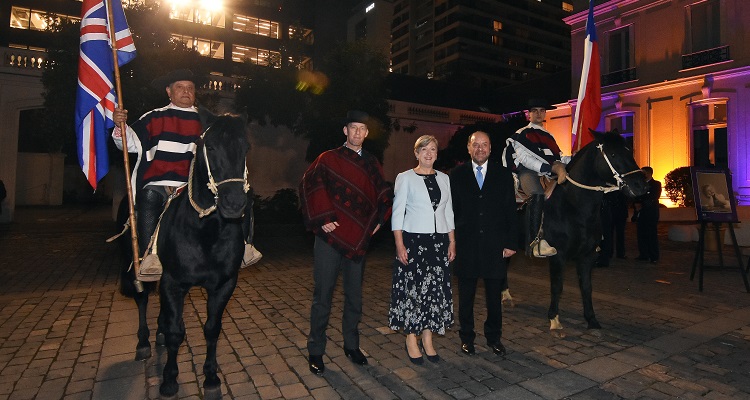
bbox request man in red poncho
[299,110,392,374]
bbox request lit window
[10,7,78,30]
[231,45,281,67]
[233,14,280,38]
[171,34,224,59]
[562,2,573,12]
[169,4,225,28]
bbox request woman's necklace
[414,166,435,175]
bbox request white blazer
[391,169,455,234]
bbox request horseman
[502,98,570,257]
[112,69,258,279]
[112,69,202,278]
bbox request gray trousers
[518,168,544,195]
[307,237,365,356]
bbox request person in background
[299,110,393,374]
[390,135,455,365]
[634,166,661,263]
[597,190,629,267]
[450,131,519,357]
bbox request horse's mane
[567,130,625,170]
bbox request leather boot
[136,189,165,279]
[528,194,557,257]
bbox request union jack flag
[75,0,136,189]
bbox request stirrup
[137,254,162,282]
[530,238,557,258]
[242,244,263,268]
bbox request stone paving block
[476,385,544,400]
[569,356,638,383]
[520,369,597,399]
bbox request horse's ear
[198,107,217,127]
[590,128,605,141]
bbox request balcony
[601,67,637,87]
[1,47,47,75]
[682,45,730,70]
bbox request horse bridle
[188,123,250,218]
[566,143,642,193]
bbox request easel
[690,221,750,292]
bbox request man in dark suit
[635,166,661,263]
[450,131,519,356]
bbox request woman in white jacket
[389,135,456,365]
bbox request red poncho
[300,146,393,261]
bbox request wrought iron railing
[601,67,637,87]
[682,45,730,69]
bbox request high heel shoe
[419,341,440,363]
[404,344,423,365]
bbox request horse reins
[188,123,250,218]
[565,144,642,193]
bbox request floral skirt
[388,232,453,335]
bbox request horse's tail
[115,196,157,298]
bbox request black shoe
[419,341,440,363]
[460,342,475,355]
[650,259,658,264]
[404,344,423,365]
[308,354,325,374]
[489,342,507,356]
[344,348,368,365]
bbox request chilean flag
[75,0,136,189]
[571,0,601,153]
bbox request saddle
[514,175,558,205]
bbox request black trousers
[307,237,365,356]
[637,207,660,261]
[458,276,503,346]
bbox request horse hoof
[550,329,566,339]
[135,346,151,361]
[156,332,166,346]
[588,329,603,338]
[203,384,223,400]
[159,381,179,399]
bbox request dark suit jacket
[450,161,519,279]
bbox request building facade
[0,0,314,222]
[389,0,574,88]
[543,0,750,205]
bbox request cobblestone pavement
[1,205,749,400]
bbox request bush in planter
[253,188,302,224]
[664,166,694,207]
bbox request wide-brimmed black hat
[151,69,195,89]
[527,98,555,110]
[341,110,370,126]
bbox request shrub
[253,188,302,224]
[664,166,694,207]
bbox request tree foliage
[234,41,392,162]
[664,166,694,207]
[434,114,528,172]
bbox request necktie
[476,166,484,189]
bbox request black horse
[118,111,250,398]
[542,130,648,337]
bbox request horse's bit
[188,123,250,218]
[566,143,642,193]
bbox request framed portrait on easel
[691,167,738,223]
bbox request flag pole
[105,0,142,290]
